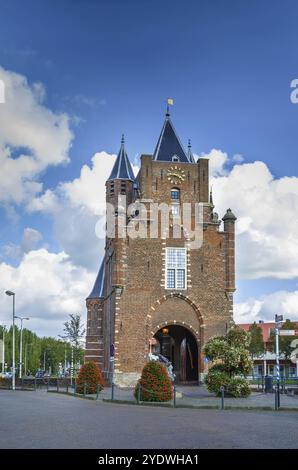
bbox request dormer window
[172,155,180,162]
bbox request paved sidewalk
[57,384,298,409]
[1,389,298,448]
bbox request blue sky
[0,0,298,335]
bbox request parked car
[0,372,12,378]
[35,370,45,378]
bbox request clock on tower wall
[166,165,186,185]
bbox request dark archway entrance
[153,325,199,383]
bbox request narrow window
[121,181,126,194]
[171,204,180,216]
[166,248,187,289]
[171,188,180,200]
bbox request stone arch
[146,293,205,350]
[151,319,200,341]
[147,296,205,382]
[149,293,204,325]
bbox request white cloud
[0,248,93,337]
[28,152,118,270]
[0,66,73,205]
[235,289,298,324]
[3,227,43,260]
[212,160,298,279]
[195,148,229,177]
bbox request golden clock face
[167,166,186,184]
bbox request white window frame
[165,247,187,290]
[171,204,180,216]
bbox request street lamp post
[24,343,33,376]
[5,291,15,390]
[15,317,30,378]
[71,345,74,386]
[64,343,67,374]
[1,325,7,374]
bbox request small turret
[106,135,135,206]
[223,208,237,292]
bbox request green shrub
[204,369,230,395]
[76,361,104,394]
[226,377,251,398]
[205,369,251,397]
[134,360,173,402]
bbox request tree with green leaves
[248,323,264,359]
[204,327,252,397]
[60,314,85,369]
[0,324,84,376]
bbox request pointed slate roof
[153,112,192,163]
[87,258,105,299]
[108,135,135,181]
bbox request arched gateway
[85,109,236,387]
[148,294,203,383]
[153,325,199,383]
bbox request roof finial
[121,134,125,145]
[188,138,191,149]
[165,98,173,118]
[166,104,170,118]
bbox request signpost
[274,318,298,382]
[279,330,298,336]
[274,314,283,408]
[290,338,298,377]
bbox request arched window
[171,188,180,200]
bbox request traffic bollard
[137,383,141,404]
[173,384,176,408]
[111,382,115,401]
[220,386,225,410]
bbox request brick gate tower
[85,110,236,386]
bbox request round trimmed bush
[134,360,173,402]
[76,361,104,394]
[204,368,230,395]
[226,377,251,398]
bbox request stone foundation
[113,371,141,388]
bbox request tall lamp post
[1,325,6,374]
[5,291,16,390]
[24,342,33,376]
[15,316,30,378]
